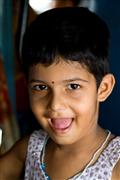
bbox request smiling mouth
[49,118,73,132]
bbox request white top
[24,129,120,180]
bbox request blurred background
[0,0,120,152]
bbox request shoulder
[106,135,120,153]
[1,134,30,162]
[27,129,47,153]
[11,129,47,160]
[30,129,47,141]
[112,159,120,179]
[111,136,120,179]
[0,135,30,178]
[12,134,30,161]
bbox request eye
[31,84,48,91]
[68,83,81,90]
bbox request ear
[98,74,115,102]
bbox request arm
[112,159,120,180]
[0,135,29,179]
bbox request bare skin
[112,161,120,180]
[0,135,29,179]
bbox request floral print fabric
[24,130,120,180]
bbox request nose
[47,91,67,112]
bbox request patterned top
[24,129,120,180]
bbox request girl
[0,7,120,180]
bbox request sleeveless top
[24,129,120,180]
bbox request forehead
[28,60,94,83]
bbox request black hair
[21,7,110,87]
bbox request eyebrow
[63,78,88,83]
[29,78,88,84]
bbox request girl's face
[28,60,100,146]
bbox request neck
[49,126,107,155]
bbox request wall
[95,0,120,135]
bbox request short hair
[21,7,110,87]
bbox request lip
[48,118,73,133]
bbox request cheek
[72,95,98,116]
[30,101,48,128]
[29,96,45,117]
[29,90,48,108]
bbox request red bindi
[51,81,55,84]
